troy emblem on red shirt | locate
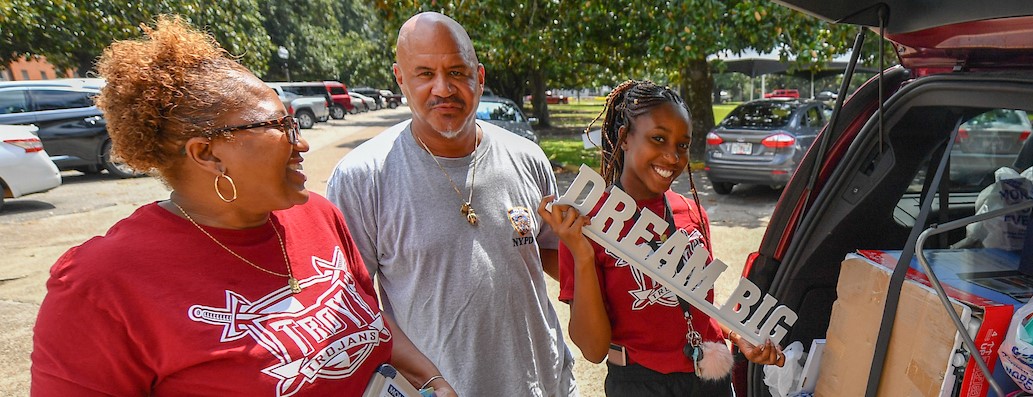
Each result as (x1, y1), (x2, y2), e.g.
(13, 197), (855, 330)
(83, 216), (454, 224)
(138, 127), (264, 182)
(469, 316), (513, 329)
(188, 246), (391, 397)
(607, 228), (707, 311)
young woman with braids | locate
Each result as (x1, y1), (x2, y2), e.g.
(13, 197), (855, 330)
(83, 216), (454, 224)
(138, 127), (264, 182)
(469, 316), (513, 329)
(538, 80), (785, 396)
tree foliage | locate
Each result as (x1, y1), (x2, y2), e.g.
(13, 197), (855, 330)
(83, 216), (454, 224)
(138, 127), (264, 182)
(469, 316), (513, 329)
(4, 0), (878, 144)
(0, 0), (397, 88)
(371, 1), (860, 139)
(2, 0), (272, 76)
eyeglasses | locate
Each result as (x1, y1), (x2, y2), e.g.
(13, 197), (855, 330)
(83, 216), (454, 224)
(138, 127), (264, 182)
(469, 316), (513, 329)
(210, 115), (301, 145)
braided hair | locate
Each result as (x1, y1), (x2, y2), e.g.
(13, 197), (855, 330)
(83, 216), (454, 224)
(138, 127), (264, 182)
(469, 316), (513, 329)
(587, 80), (692, 185)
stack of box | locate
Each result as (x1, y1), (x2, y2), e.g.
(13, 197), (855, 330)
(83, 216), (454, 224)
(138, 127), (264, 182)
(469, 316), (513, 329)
(816, 249), (1019, 396)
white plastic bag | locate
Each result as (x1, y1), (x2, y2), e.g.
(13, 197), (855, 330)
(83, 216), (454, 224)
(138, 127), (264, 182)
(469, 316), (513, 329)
(764, 341), (805, 397)
(953, 166), (1033, 250)
(999, 297), (1033, 392)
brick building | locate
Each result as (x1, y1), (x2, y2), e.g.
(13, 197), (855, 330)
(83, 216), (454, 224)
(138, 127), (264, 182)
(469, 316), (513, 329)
(1, 56), (75, 81)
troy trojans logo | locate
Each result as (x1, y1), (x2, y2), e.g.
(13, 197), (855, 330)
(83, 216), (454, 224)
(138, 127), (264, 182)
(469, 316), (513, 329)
(508, 206), (533, 236)
(609, 228), (707, 310)
(188, 246), (391, 397)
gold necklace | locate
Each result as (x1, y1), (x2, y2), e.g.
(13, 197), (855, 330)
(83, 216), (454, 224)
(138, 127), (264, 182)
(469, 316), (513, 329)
(170, 201), (301, 294)
(413, 127), (481, 225)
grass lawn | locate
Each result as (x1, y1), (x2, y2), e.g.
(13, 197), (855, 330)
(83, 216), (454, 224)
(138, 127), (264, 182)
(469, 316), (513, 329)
(537, 100), (738, 171)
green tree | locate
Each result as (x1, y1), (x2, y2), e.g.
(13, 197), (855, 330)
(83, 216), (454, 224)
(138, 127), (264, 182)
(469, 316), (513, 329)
(259, 0), (394, 88)
(613, 1), (859, 158)
(372, 1), (634, 127)
(2, 0), (271, 77)
(370, 1), (878, 148)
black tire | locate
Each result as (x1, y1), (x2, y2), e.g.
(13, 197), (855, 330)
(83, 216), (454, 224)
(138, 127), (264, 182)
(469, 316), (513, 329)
(296, 110), (315, 129)
(330, 105), (346, 120)
(712, 182), (735, 195)
(102, 140), (144, 178)
(388, 101), (398, 109)
(0, 193), (5, 212)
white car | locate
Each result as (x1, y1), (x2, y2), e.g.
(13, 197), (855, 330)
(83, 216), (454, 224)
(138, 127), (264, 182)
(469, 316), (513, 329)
(349, 92), (376, 113)
(0, 124), (61, 211)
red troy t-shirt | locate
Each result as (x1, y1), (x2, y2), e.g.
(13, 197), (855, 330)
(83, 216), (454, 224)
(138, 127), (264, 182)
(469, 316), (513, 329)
(559, 189), (724, 374)
(32, 194), (393, 396)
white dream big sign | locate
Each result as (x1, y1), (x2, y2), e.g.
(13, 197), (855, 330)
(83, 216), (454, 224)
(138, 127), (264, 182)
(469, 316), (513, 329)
(550, 165), (797, 346)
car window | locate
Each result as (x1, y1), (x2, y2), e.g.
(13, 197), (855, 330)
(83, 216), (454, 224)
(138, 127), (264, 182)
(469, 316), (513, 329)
(329, 87), (346, 95)
(721, 102), (797, 128)
(804, 107), (824, 128)
(476, 101), (524, 123)
(904, 108), (1031, 195)
(0, 90), (29, 114)
(30, 89), (93, 111)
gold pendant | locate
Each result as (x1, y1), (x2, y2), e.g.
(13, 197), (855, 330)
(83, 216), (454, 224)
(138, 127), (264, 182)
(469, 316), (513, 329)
(461, 202), (471, 215)
(288, 277), (301, 294)
(466, 209), (479, 225)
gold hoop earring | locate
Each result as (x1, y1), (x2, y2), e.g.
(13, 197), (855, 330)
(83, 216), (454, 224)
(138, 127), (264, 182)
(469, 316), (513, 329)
(214, 173), (238, 203)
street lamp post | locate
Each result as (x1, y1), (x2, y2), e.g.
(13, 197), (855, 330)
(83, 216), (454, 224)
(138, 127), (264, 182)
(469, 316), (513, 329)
(277, 46), (290, 82)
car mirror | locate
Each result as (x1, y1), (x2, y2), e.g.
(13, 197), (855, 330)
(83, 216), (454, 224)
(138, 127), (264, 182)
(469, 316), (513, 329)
(529, 117), (539, 125)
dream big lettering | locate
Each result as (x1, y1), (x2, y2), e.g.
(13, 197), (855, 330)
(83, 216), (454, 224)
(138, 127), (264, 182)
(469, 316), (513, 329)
(550, 165), (798, 346)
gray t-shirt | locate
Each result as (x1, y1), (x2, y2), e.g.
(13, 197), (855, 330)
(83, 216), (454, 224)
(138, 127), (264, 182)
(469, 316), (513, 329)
(327, 120), (576, 396)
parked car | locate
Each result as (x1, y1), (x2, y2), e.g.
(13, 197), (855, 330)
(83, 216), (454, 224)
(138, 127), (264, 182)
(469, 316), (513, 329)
(815, 90), (838, 101)
(704, 99), (831, 194)
(350, 87), (384, 109)
(379, 89), (403, 109)
(271, 81), (339, 121)
(323, 81), (355, 119)
(266, 84), (329, 129)
(349, 92), (376, 113)
(524, 91), (570, 105)
(736, 1), (1033, 396)
(763, 88), (801, 98)
(0, 78), (106, 90)
(0, 84), (142, 178)
(475, 97), (538, 143)
(952, 108), (1032, 184)
(0, 124), (61, 211)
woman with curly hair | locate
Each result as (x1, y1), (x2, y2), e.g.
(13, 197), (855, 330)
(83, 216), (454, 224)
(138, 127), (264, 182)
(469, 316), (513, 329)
(30, 16), (455, 397)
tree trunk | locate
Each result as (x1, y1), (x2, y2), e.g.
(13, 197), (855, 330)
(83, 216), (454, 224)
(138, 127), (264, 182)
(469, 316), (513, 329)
(529, 68), (550, 128)
(679, 58), (716, 161)
(485, 68), (524, 107)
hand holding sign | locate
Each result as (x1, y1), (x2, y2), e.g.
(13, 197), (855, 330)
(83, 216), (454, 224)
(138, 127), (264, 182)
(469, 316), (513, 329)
(551, 165), (798, 347)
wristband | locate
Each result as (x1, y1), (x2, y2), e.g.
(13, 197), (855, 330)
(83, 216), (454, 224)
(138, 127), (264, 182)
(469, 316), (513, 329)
(420, 375), (444, 390)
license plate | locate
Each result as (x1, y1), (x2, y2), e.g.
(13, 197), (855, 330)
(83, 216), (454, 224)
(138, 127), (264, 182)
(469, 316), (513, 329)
(730, 142), (752, 155)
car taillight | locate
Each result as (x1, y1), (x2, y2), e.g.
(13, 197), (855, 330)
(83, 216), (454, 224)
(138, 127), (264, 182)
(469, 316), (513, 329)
(287, 105), (294, 115)
(1020, 131), (1031, 141)
(706, 132), (723, 145)
(4, 138), (44, 153)
(956, 128), (969, 142)
(761, 133), (795, 148)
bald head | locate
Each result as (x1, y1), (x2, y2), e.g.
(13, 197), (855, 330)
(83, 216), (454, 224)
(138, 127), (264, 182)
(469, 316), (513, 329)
(396, 12), (478, 65)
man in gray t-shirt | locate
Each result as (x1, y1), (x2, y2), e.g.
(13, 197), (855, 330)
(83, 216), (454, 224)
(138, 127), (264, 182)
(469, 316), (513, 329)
(326, 11), (577, 397)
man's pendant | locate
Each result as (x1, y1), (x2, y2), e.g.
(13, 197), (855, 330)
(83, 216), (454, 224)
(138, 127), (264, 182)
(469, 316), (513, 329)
(288, 277), (302, 294)
(461, 202), (479, 225)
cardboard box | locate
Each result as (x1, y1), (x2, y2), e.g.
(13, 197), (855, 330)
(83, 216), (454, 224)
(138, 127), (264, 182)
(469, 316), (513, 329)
(816, 251), (1016, 397)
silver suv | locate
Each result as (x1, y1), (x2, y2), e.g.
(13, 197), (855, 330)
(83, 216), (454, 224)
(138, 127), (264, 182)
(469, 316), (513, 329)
(266, 83), (329, 129)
